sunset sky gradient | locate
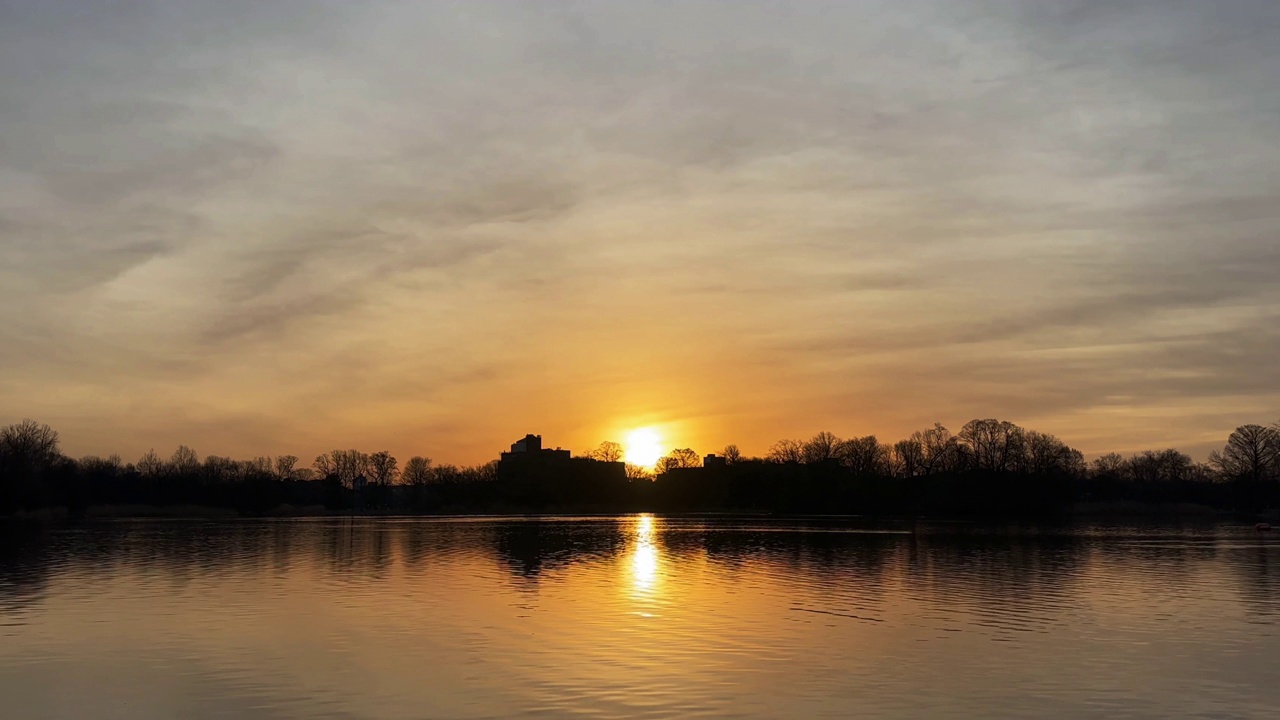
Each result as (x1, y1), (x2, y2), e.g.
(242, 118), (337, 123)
(2, 1), (1278, 464)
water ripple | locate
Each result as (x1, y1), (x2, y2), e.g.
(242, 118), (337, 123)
(0, 517), (1277, 718)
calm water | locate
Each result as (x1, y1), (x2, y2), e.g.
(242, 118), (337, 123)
(2, 516), (1278, 719)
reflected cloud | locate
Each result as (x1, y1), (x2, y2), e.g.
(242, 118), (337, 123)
(5, 518), (1280, 717)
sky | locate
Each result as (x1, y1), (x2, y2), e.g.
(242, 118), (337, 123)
(1, 0), (1278, 465)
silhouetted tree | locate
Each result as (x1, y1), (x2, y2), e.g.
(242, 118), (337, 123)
(362, 451), (398, 508)
(656, 448), (701, 473)
(587, 441), (624, 462)
(914, 423), (959, 475)
(314, 449), (369, 489)
(79, 454), (123, 477)
(202, 455), (241, 485)
(403, 456), (433, 485)
(1090, 452), (1126, 479)
(401, 456), (433, 509)
(1209, 425), (1279, 484)
(891, 438), (924, 478)
(465, 460), (500, 483)
(76, 454), (122, 507)
(959, 419), (1025, 472)
(274, 455), (299, 480)
(802, 432), (843, 464)
(625, 464), (653, 480)
(721, 444), (743, 465)
(0, 420), (62, 511)
(170, 446), (200, 476)
(431, 464), (462, 484)
(1127, 449), (1197, 484)
(838, 435), (888, 476)
(246, 456), (273, 477)
(0, 420), (60, 466)
(0, 418), (1264, 517)
(367, 451), (399, 486)
(1022, 431), (1085, 476)
(137, 449), (164, 479)
(767, 439), (804, 464)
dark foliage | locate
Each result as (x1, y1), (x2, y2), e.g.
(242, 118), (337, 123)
(2, 418), (1277, 517)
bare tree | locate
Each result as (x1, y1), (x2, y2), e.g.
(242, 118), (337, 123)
(0, 419), (61, 466)
(626, 463), (654, 480)
(838, 435), (888, 476)
(589, 441), (624, 462)
(313, 449), (370, 489)
(403, 456), (433, 486)
(914, 423), (958, 475)
(79, 454), (123, 476)
(1127, 449), (1195, 484)
(958, 419), (1026, 472)
(1089, 453), (1126, 478)
(721, 444), (743, 465)
(802, 432), (843, 464)
(169, 445), (200, 477)
(656, 448), (701, 473)
(766, 439), (804, 464)
(1022, 431), (1085, 476)
(463, 460), (500, 483)
(245, 458), (272, 480)
(891, 439), (924, 478)
(313, 453), (336, 479)
(0, 420), (63, 510)
(274, 455), (299, 480)
(202, 455), (241, 484)
(137, 449), (165, 478)
(1188, 461), (1216, 484)
(431, 464), (462, 484)
(367, 451), (399, 486)
(1209, 425), (1280, 483)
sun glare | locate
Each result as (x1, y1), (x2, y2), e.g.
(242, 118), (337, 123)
(631, 514), (659, 593)
(624, 428), (664, 468)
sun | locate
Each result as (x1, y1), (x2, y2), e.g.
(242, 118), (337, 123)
(624, 428), (665, 468)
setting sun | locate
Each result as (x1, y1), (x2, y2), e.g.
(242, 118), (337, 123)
(624, 428), (665, 468)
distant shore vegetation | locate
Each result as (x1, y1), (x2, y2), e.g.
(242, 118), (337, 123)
(2, 418), (1278, 518)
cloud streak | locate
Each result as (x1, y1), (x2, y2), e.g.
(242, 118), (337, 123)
(1, 0), (1278, 463)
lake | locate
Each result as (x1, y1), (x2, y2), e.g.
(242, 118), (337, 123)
(2, 516), (1278, 719)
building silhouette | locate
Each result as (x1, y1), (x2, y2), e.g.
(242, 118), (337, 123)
(500, 434), (571, 463)
(497, 434), (626, 508)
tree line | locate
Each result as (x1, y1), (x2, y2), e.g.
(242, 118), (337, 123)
(2, 417), (1278, 517)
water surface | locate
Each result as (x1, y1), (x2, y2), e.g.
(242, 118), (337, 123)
(2, 516), (1278, 718)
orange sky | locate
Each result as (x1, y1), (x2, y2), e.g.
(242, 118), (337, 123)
(1, 2), (1278, 466)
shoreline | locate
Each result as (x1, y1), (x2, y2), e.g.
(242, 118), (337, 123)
(3, 501), (1265, 523)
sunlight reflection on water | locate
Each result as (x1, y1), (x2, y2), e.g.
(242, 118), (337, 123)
(630, 513), (659, 595)
(1, 517), (1278, 719)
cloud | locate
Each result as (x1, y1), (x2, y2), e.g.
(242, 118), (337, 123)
(1, 0), (1278, 461)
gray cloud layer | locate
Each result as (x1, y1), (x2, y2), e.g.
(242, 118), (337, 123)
(1, 0), (1278, 461)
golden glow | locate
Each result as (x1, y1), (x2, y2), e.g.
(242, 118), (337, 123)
(624, 428), (665, 468)
(630, 513), (660, 594)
